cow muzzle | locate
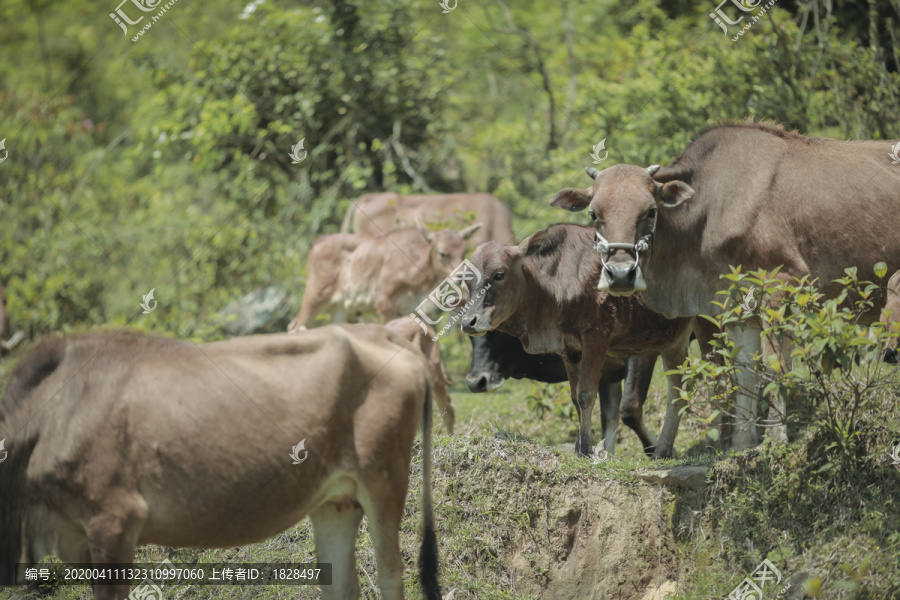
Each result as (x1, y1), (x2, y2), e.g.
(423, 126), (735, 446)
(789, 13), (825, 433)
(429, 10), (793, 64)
(465, 372), (505, 393)
(599, 260), (647, 295)
(461, 315), (491, 336)
(593, 228), (651, 296)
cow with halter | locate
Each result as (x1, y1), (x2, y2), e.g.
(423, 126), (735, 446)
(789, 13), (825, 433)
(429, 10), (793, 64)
(459, 223), (693, 459)
(0, 327), (441, 600)
(466, 331), (661, 456)
(551, 121), (900, 449)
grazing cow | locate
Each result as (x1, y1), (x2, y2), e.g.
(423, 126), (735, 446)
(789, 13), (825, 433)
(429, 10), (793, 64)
(386, 316), (455, 433)
(459, 224), (693, 459)
(0, 328), (440, 600)
(550, 121), (900, 449)
(341, 192), (515, 246)
(287, 223), (481, 332)
(466, 331), (661, 456)
(882, 271), (900, 363)
(0, 280), (8, 359)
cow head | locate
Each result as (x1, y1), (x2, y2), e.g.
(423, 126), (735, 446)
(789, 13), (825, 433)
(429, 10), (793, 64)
(418, 221), (483, 278)
(549, 164), (695, 296)
(460, 229), (547, 336)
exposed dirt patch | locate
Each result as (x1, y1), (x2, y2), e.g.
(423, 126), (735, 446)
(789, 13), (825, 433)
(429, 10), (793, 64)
(413, 434), (687, 599)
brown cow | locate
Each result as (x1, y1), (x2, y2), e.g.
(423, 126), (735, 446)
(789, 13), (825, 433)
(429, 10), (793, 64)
(0, 328), (440, 600)
(341, 192), (515, 246)
(385, 316), (455, 433)
(551, 121), (900, 449)
(287, 223), (481, 331)
(459, 223), (693, 459)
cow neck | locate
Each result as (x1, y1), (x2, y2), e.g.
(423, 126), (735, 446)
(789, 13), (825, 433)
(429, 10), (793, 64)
(509, 229), (604, 350)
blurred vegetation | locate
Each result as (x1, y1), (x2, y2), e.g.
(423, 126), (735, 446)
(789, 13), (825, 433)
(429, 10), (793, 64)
(2, 0), (900, 338)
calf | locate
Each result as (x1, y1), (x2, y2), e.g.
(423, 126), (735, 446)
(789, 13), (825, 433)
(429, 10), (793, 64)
(466, 331), (660, 456)
(386, 316), (455, 433)
(287, 223), (481, 331)
(460, 224), (693, 459)
(0, 327), (440, 600)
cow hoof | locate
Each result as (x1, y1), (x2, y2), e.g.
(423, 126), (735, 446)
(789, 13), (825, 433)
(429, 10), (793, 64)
(652, 446), (675, 460)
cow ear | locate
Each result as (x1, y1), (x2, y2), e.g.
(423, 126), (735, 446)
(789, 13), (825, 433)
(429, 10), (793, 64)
(460, 222), (483, 240)
(519, 228), (548, 258)
(416, 219), (432, 242)
(656, 181), (695, 207)
(549, 188), (592, 212)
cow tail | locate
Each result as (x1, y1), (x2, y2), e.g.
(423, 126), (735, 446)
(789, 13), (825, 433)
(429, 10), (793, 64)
(418, 380), (441, 600)
(0, 427), (37, 585)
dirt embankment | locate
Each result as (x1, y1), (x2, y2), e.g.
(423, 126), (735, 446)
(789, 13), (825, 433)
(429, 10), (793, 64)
(409, 434), (702, 600)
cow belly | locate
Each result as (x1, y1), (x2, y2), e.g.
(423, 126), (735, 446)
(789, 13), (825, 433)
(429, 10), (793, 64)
(138, 473), (359, 547)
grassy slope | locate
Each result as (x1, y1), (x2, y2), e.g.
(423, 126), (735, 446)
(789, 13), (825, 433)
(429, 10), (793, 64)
(2, 331), (899, 599)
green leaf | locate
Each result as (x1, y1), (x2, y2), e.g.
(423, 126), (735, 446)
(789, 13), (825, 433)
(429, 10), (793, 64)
(874, 261), (888, 278)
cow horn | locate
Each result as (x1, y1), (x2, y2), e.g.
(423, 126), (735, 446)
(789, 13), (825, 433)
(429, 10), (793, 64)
(585, 167), (600, 179)
(647, 164), (660, 177)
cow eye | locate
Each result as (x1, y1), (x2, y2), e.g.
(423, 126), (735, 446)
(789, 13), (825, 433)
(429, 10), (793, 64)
(588, 210), (597, 221)
(493, 272), (505, 281)
(439, 251), (448, 258)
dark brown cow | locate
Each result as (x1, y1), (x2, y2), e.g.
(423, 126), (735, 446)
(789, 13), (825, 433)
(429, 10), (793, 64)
(551, 121), (900, 449)
(342, 192), (515, 246)
(0, 328), (440, 600)
(385, 316), (455, 433)
(459, 224), (693, 459)
(466, 331), (661, 456)
(287, 223), (480, 331)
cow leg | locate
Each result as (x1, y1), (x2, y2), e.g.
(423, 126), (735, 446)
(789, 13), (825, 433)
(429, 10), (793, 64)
(728, 322), (762, 450)
(567, 344), (606, 458)
(311, 503), (364, 600)
(653, 349), (687, 460)
(621, 354), (658, 457)
(85, 497), (147, 600)
(762, 332), (791, 444)
(359, 496), (405, 600)
(597, 382), (621, 455)
(653, 332), (692, 461)
(433, 382), (455, 434)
